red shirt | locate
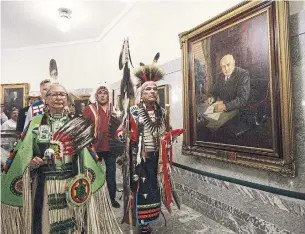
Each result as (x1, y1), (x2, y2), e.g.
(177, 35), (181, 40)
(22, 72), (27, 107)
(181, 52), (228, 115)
(83, 104), (109, 152)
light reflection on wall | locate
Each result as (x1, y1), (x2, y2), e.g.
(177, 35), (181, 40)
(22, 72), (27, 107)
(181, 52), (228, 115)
(171, 87), (181, 104)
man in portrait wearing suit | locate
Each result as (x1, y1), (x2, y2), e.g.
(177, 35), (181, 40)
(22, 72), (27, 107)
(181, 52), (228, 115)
(208, 54), (250, 113)
(5, 89), (23, 115)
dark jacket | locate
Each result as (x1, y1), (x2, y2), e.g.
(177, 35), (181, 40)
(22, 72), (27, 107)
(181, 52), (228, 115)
(16, 106), (30, 132)
(212, 66), (250, 111)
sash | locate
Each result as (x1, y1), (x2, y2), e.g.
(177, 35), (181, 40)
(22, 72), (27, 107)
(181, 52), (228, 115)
(88, 104), (99, 137)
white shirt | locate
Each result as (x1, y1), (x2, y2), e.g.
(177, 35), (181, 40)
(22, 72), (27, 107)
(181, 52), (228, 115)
(1, 119), (17, 130)
(1, 112), (8, 124)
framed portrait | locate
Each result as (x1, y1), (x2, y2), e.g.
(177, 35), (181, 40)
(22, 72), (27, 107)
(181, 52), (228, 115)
(179, 1), (294, 176)
(1, 83), (29, 116)
(158, 85), (169, 109)
(74, 96), (90, 116)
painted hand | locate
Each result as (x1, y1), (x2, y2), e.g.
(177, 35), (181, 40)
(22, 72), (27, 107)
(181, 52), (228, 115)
(214, 104), (227, 112)
(207, 97), (215, 105)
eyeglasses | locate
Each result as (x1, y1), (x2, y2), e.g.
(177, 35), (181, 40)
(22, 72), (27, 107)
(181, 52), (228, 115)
(144, 86), (158, 91)
(47, 93), (67, 98)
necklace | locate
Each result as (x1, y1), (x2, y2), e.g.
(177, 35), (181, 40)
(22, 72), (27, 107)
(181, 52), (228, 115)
(49, 113), (69, 132)
(138, 106), (165, 137)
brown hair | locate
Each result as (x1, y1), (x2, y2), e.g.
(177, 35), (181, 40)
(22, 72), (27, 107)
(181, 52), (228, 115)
(40, 79), (51, 86)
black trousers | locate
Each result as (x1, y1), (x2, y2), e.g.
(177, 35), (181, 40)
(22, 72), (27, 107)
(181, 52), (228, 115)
(97, 151), (117, 200)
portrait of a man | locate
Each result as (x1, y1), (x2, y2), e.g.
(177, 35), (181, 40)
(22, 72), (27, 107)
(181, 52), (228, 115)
(180, 1), (293, 174)
(4, 88), (24, 115)
(207, 54), (250, 112)
(194, 11), (272, 150)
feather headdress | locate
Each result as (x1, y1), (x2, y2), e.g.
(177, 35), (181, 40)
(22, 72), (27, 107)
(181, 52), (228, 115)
(133, 53), (165, 105)
(133, 52), (165, 87)
(49, 59), (58, 84)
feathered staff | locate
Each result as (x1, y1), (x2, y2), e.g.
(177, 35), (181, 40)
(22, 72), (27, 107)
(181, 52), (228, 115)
(119, 38), (134, 122)
(118, 38), (135, 234)
(49, 59), (58, 84)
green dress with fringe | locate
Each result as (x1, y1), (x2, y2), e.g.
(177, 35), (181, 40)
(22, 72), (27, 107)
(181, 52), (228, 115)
(1, 114), (122, 234)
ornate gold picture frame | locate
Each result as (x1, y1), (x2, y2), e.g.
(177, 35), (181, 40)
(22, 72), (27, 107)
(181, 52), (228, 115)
(179, 1), (294, 176)
(158, 84), (169, 109)
(1, 83), (29, 115)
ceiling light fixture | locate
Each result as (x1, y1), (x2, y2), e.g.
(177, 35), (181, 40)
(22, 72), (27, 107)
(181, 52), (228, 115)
(57, 8), (72, 33)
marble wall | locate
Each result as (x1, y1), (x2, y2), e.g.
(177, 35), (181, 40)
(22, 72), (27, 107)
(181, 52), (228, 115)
(173, 167), (305, 234)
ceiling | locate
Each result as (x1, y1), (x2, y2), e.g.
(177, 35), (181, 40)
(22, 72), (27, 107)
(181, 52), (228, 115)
(1, 1), (130, 49)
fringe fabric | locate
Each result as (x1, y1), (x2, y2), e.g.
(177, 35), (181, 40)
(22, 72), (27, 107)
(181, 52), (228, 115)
(46, 179), (77, 233)
(1, 204), (24, 234)
(2, 169), (121, 234)
(160, 139), (173, 213)
(86, 181), (123, 234)
(48, 208), (74, 225)
(71, 206), (86, 232)
(46, 179), (68, 194)
(23, 167), (33, 234)
(158, 129), (184, 213)
(1, 167), (32, 234)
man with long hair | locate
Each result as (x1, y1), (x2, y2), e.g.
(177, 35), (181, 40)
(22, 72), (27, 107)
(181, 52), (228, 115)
(83, 85), (124, 208)
(116, 53), (183, 234)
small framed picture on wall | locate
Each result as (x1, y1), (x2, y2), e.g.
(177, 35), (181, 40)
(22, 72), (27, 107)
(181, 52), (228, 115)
(158, 84), (169, 109)
(1, 83), (29, 116)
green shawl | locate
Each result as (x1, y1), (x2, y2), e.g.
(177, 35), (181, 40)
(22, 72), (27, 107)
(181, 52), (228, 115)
(1, 115), (122, 234)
